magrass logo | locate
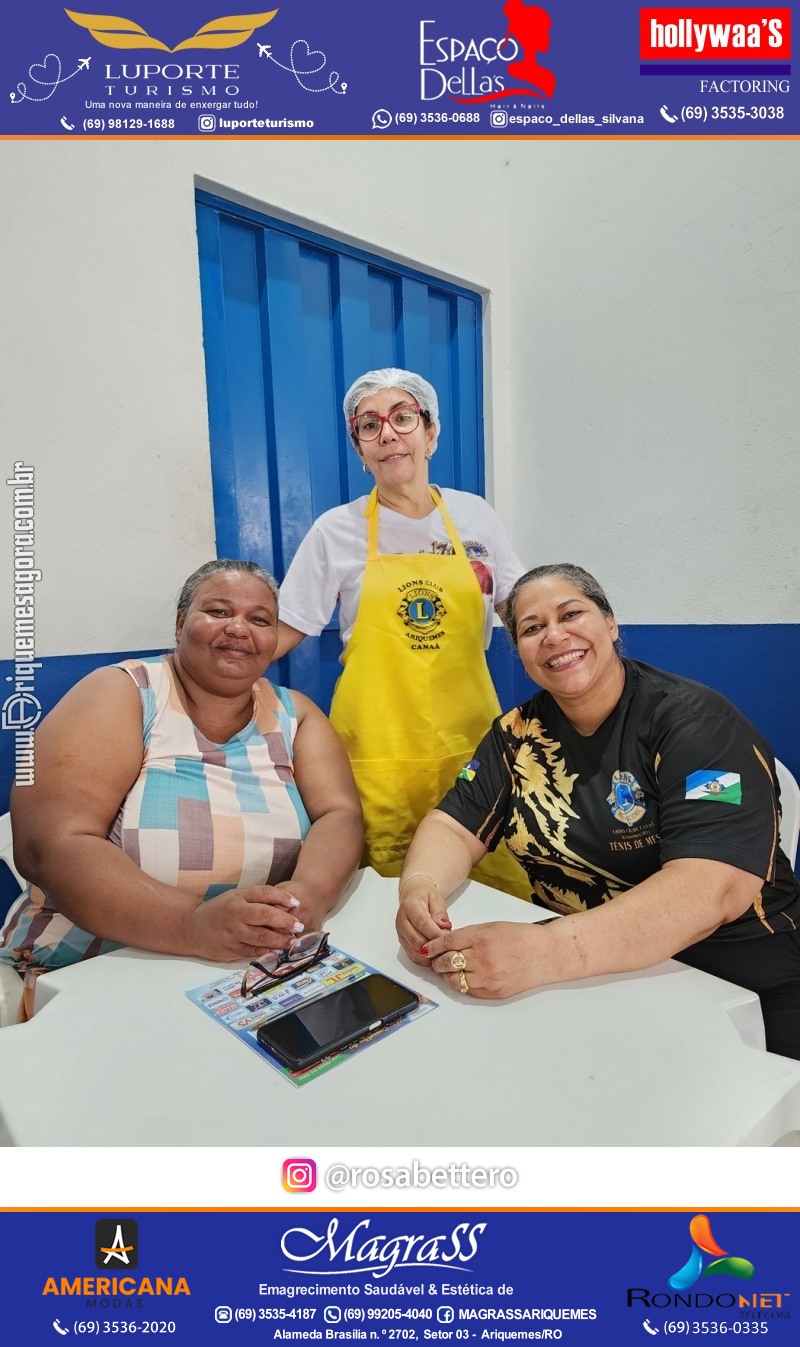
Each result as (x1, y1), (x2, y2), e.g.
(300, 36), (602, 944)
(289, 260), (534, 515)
(669, 1214), (754, 1290)
(280, 1216), (487, 1280)
(96, 1219), (138, 1269)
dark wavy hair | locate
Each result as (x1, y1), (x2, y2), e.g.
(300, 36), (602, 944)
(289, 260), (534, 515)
(503, 563), (623, 655)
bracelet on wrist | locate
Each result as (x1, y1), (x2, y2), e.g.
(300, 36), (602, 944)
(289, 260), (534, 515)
(398, 870), (440, 896)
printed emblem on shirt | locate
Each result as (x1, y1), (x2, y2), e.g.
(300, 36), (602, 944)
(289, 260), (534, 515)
(607, 770), (646, 827)
(430, 539), (494, 594)
(685, 770), (742, 805)
(396, 582), (446, 648)
(459, 759), (480, 781)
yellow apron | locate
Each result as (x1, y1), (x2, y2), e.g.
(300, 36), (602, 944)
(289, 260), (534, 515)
(329, 486), (529, 898)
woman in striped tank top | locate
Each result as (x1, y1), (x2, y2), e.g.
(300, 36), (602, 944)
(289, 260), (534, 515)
(0, 560), (363, 995)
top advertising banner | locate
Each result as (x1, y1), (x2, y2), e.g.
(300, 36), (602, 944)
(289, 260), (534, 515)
(0, 0), (797, 139)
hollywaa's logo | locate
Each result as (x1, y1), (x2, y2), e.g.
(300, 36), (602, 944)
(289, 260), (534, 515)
(281, 1217), (487, 1280)
(421, 0), (556, 104)
(65, 8), (278, 51)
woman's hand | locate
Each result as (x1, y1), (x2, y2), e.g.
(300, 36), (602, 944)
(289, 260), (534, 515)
(184, 885), (307, 962)
(272, 877), (329, 937)
(396, 880), (452, 967)
(422, 921), (542, 999)
(396, 811), (487, 964)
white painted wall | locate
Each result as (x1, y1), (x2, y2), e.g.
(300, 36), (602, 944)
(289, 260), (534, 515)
(1, 138), (797, 657)
(501, 141), (799, 623)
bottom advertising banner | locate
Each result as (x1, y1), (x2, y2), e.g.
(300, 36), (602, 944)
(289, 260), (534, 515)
(0, 1209), (795, 1343)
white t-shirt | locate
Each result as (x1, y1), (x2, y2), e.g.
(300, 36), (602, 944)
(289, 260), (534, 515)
(278, 488), (525, 649)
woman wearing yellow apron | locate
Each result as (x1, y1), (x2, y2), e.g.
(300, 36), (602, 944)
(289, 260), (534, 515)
(276, 368), (528, 898)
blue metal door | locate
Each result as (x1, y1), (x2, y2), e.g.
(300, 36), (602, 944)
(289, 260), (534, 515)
(196, 190), (486, 709)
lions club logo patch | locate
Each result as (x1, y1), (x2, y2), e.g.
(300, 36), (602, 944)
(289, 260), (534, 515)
(397, 585), (446, 635)
(607, 770), (646, 827)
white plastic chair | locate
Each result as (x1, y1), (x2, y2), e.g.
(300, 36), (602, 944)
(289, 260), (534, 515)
(776, 760), (800, 868)
(0, 812), (26, 1027)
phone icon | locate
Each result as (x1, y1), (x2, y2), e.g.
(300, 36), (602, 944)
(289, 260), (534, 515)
(53, 1321), (70, 1336)
(659, 105), (678, 124)
(60, 116), (76, 131)
(643, 1320), (659, 1337)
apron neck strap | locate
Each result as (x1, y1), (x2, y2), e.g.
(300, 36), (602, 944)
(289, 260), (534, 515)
(366, 486), (468, 560)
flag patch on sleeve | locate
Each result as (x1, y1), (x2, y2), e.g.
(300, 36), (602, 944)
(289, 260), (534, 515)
(458, 759), (480, 781)
(685, 770), (742, 805)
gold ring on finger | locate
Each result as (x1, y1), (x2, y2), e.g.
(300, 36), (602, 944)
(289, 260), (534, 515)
(459, 970), (470, 994)
(450, 950), (467, 972)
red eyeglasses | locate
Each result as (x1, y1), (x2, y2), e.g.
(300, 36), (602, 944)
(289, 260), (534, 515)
(240, 931), (330, 999)
(349, 402), (422, 441)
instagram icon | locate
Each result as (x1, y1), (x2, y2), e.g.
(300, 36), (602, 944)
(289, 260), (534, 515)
(283, 1158), (317, 1192)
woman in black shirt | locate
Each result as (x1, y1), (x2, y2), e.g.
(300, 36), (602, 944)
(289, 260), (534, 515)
(397, 564), (800, 1057)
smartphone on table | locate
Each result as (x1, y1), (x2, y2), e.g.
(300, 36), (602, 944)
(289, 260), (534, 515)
(256, 973), (419, 1071)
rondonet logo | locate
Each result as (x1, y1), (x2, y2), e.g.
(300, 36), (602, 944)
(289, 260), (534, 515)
(281, 1217), (487, 1279)
(625, 1214), (788, 1314)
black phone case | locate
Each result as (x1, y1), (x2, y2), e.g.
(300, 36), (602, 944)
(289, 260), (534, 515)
(256, 975), (418, 1071)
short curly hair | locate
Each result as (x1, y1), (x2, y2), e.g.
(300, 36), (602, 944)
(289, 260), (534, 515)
(176, 559), (279, 623)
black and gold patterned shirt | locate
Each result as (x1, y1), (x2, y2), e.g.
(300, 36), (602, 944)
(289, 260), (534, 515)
(438, 661), (800, 943)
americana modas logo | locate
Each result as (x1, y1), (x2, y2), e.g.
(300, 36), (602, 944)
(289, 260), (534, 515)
(95, 1219), (138, 1269)
(65, 8), (278, 52)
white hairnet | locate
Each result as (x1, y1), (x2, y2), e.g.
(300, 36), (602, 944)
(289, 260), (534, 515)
(343, 368), (440, 450)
